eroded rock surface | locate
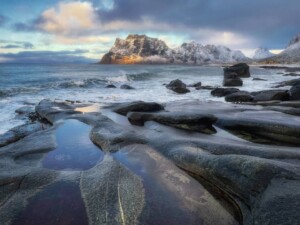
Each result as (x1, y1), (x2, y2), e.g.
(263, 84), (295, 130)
(1, 99), (299, 225)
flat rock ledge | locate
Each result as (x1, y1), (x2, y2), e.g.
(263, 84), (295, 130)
(0, 99), (299, 225)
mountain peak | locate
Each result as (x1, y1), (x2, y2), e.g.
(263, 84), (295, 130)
(253, 47), (274, 60)
(288, 34), (300, 47)
(100, 34), (248, 64)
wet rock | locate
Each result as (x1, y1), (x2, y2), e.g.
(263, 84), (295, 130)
(166, 79), (190, 94)
(283, 73), (300, 77)
(120, 84), (135, 90)
(105, 84), (117, 88)
(90, 115), (147, 152)
(274, 78), (300, 88)
(113, 101), (164, 115)
(15, 106), (34, 115)
(81, 155), (145, 225)
(224, 63), (250, 78)
(196, 85), (217, 90)
(127, 111), (217, 134)
(223, 73), (243, 87)
(188, 82), (202, 88)
(251, 90), (290, 102)
(36, 99), (81, 124)
(253, 78), (267, 81)
(0, 122), (48, 147)
(289, 84), (300, 100)
(211, 88), (239, 97)
(225, 91), (253, 102)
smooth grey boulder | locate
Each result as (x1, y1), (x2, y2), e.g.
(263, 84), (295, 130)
(166, 79), (190, 94)
(127, 111), (217, 134)
(251, 90), (290, 102)
(224, 63), (250, 78)
(289, 84), (300, 100)
(225, 91), (253, 102)
(211, 88), (240, 97)
(0, 122), (47, 147)
(113, 101), (164, 115)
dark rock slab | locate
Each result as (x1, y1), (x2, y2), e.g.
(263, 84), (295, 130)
(253, 78), (267, 81)
(127, 111), (217, 134)
(251, 90), (290, 102)
(211, 88), (240, 97)
(166, 79), (190, 94)
(274, 78), (300, 88)
(225, 91), (253, 102)
(120, 84), (135, 90)
(113, 101), (164, 116)
(105, 84), (117, 88)
(188, 81), (202, 88)
(289, 84), (300, 100)
(224, 63), (250, 78)
(196, 85), (217, 90)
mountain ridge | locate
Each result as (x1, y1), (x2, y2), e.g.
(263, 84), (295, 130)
(100, 34), (249, 64)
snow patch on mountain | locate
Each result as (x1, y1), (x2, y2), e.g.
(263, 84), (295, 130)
(253, 48), (275, 60)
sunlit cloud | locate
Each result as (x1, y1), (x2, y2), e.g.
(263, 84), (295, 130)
(36, 1), (99, 36)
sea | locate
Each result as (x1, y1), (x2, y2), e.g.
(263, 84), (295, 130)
(0, 63), (293, 134)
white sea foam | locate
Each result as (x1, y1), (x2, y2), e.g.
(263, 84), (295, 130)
(0, 64), (293, 134)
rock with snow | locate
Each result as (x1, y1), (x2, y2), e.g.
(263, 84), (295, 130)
(261, 33), (300, 64)
(100, 34), (249, 65)
(253, 48), (274, 60)
(169, 42), (248, 64)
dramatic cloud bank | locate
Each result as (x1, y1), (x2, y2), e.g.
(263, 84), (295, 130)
(1, 0), (299, 62)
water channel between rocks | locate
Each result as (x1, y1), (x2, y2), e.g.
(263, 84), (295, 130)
(42, 119), (104, 171)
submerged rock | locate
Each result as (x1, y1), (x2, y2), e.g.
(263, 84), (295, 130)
(211, 88), (239, 97)
(225, 91), (253, 102)
(166, 79), (190, 94)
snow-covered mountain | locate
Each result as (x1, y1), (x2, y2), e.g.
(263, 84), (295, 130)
(100, 34), (249, 64)
(261, 33), (300, 64)
(252, 48), (274, 60)
(169, 42), (248, 64)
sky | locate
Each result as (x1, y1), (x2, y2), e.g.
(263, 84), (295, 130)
(0, 0), (299, 63)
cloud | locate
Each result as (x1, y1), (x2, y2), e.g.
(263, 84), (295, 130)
(0, 41), (34, 49)
(0, 49), (94, 63)
(0, 14), (8, 26)
(10, 0), (300, 49)
(36, 1), (99, 36)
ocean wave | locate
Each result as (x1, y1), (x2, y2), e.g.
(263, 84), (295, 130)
(57, 78), (106, 88)
(126, 72), (159, 81)
(0, 78), (108, 98)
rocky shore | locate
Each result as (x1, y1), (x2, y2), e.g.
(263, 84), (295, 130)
(0, 94), (299, 225)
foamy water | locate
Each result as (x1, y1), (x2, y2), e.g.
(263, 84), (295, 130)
(0, 63), (293, 134)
